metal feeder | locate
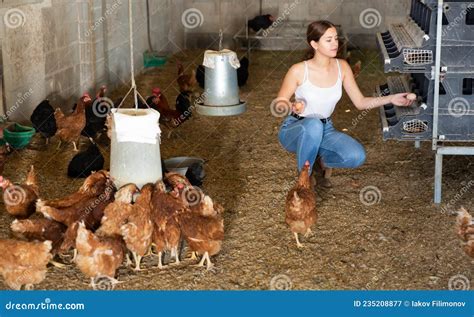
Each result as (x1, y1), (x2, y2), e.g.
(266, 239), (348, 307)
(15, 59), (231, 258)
(196, 49), (246, 116)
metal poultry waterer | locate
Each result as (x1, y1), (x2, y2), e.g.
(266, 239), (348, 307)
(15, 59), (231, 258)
(196, 49), (246, 116)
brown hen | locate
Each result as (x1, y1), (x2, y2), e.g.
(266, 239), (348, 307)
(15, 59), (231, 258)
(151, 181), (187, 268)
(42, 170), (110, 208)
(177, 195), (224, 270)
(96, 183), (138, 237)
(55, 93), (90, 151)
(11, 218), (66, 254)
(75, 221), (125, 288)
(177, 62), (197, 93)
(0, 165), (39, 218)
(120, 183), (154, 271)
(36, 176), (115, 228)
(0, 239), (52, 290)
(456, 207), (474, 259)
(285, 160), (317, 248)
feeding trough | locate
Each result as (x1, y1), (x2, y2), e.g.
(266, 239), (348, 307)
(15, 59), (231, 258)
(109, 108), (162, 188)
(196, 49), (246, 116)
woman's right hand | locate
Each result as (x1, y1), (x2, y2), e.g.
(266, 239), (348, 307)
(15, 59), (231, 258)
(292, 100), (305, 114)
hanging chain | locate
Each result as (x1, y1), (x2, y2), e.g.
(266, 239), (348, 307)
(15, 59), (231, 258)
(219, 29), (223, 51)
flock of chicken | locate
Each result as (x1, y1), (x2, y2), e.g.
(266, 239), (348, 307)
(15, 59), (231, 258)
(0, 168), (224, 290)
(0, 59), (242, 290)
(2, 53), (471, 290)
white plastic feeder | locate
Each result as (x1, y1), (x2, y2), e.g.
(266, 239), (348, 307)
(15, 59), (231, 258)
(109, 108), (162, 188)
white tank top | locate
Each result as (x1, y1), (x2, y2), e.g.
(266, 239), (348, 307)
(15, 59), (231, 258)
(295, 59), (342, 119)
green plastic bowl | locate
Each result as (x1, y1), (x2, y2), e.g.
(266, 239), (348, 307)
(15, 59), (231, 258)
(143, 51), (167, 68)
(3, 123), (36, 149)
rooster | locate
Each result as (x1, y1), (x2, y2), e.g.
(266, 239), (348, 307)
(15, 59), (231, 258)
(55, 93), (90, 151)
(456, 207), (474, 259)
(0, 239), (52, 290)
(0, 165), (39, 219)
(75, 221), (125, 289)
(285, 160), (317, 248)
(120, 183), (154, 271)
(140, 87), (183, 128)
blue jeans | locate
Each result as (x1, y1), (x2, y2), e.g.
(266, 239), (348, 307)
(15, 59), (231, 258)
(278, 116), (366, 173)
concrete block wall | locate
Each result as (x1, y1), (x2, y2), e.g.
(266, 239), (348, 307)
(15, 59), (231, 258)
(183, 0), (410, 49)
(0, 0), (180, 123)
(0, 0), (410, 123)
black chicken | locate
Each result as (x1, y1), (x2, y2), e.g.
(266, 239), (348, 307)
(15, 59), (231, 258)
(185, 161), (205, 187)
(161, 159), (205, 187)
(196, 65), (205, 89)
(30, 100), (57, 144)
(195, 56), (249, 89)
(67, 141), (104, 178)
(237, 57), (249, 87)
(175, 91), (192, 122)
(247, 14), (274, 32)
(81, 86), (109, 139)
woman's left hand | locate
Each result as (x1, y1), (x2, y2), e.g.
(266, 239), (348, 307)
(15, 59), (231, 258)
(390, 92), (415, 107)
